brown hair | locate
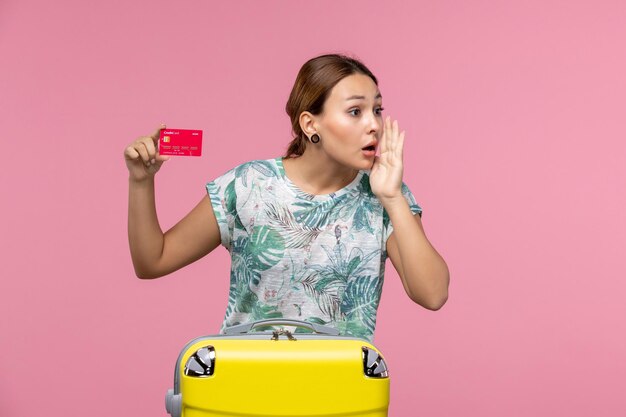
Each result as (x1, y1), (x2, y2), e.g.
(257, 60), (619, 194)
(284, 53), (378, 158)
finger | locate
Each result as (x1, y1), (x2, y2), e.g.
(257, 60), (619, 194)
(124, 145), (140, 160)
(134, 141), (151, 164)
(390, 120), (399, 152)
(151, 123), (166, 141)
(142, 136), (157, 161)
(385, 117), (395, 153)
(396, 131), (405, 158)
(380, 117), (390, 153)
(155, 153), (171, 162)
(379, 129), (387, 154)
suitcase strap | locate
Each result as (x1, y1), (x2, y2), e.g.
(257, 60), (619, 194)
(270, 328), (297, 341)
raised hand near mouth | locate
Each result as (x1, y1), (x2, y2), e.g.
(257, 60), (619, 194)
(370, 116), (405, 203)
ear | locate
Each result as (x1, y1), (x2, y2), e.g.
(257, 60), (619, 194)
(299, 111), (318, 137)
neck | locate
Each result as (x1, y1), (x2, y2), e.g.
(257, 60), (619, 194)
(284, 146), (359, 195)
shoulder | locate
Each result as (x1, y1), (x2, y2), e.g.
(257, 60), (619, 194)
(212, 158), (280, 187)
(231, 158), (281, 183)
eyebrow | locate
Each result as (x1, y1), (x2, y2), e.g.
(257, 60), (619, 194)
(345, 93), (382, 101)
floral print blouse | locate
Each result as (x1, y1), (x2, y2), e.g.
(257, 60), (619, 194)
(206, 157), (422, 342)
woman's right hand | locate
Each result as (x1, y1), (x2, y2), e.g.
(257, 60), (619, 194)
(124, 123), (171, 181)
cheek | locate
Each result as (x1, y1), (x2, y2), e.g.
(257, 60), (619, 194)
(324, 115), (358, 144)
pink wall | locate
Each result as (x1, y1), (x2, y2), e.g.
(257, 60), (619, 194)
(1, 0), (625, 416)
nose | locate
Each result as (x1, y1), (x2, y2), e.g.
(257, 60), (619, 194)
(366, 113), (382, 136)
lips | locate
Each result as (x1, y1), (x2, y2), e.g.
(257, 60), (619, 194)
(361, 140), (378, 151)
(362, 140), (377, 158)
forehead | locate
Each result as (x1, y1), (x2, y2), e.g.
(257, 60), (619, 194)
(328, 73), (382, 103)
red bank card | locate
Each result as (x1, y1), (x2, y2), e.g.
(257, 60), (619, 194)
(159, 129), (203, 156)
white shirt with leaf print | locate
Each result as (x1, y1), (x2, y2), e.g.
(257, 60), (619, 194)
(206, 157), (422, 342)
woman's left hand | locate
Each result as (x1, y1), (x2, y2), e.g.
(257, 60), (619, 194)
(370, 116), (405, 202)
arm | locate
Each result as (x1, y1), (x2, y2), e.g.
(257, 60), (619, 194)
(369, 116), (449, 309)
(384, 199), (449, 309)
(127, 178), (222, 279)
(125, 125), (221, 279)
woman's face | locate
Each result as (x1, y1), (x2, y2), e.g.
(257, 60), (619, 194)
(315, 73), (384, 170)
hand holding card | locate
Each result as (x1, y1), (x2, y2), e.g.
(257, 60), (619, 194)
(124, 123), (172, 182)
(159, 129), (203, 156)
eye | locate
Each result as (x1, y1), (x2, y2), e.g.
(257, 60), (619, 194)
(349, 107), (384, 117)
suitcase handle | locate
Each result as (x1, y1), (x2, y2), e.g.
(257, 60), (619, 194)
(223, 319), (341, 336)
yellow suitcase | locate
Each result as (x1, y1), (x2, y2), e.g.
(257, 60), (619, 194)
(165, 319), (390, 416)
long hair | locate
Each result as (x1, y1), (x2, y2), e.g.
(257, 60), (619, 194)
(284, 53), (378, 158)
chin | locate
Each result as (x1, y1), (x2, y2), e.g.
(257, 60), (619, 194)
(333, 154), (373, 171)
(361, 158), (375, 170)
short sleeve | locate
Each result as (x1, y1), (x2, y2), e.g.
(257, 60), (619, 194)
(382, 182), (423, 243)
(206, 167), (237, 251)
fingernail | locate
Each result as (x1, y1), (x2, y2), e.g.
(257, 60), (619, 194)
(151, 158), (155, 164)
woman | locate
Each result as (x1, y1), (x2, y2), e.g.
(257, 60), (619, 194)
(124, 53), (449, 342)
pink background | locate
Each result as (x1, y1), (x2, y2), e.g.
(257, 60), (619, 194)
(1, 0), (625, 416)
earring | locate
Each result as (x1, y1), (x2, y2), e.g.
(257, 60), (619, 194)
(310, 133), (320, 143)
